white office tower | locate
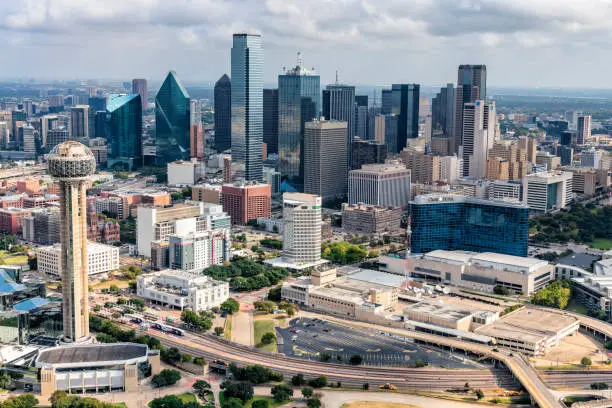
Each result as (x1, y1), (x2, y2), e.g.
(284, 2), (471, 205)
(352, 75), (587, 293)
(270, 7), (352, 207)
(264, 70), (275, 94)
(282, 193), (321, 265)
(439, 155), (462, 183)
(577, 116), (592, 145)
(348, 163), (411, 208)
(581, 148), (602, 169)
(524, 171), (573, 213)
(462, 100), (496, 178)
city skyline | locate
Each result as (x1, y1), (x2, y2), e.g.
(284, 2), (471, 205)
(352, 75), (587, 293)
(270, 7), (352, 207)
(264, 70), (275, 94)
(2, 1), (612, 88)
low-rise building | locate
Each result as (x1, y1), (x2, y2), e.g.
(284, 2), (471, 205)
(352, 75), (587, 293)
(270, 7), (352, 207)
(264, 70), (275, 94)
(342, 203), (402, 234)
(560, 166), (598, 197)
(403, 301), (498, 331)
(136, 269), (229, 311)
(406, 250), (553, 295)
(572, 276), (612, 318)
(37, 242), (120, 278)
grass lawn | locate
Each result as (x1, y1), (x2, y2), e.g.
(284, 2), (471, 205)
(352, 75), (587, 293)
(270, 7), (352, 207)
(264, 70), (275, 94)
(253, 319), (276, 352)
(566, 299), (589, 315)
(245, 396), (289, 408)
(224, 316), (232, 340)
(176, 393), (197, 404)
(93, 279), (130, 289)
(564, 395), (601, 406)
(590, 238), (612, 250)
(341, 403), (420, 408)
(0, 250), (28, 265)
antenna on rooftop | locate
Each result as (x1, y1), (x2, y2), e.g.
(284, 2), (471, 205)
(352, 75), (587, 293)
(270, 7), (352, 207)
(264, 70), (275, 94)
(297, 51), (303, 68)
(335, 70), (339, 84)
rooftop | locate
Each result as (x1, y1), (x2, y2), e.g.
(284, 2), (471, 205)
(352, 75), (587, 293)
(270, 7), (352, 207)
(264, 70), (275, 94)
(352, 164), (408, 174)
(106, 94), (139, 112)
(557, 252), (599, 270)
(345, 269), (406, 288)
(36, 343), (148, 367)
(412, 193), (528, 208)
(404, 301), (474, 322)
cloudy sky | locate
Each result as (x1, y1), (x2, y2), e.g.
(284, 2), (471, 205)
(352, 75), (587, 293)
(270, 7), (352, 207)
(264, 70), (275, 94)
(1, 0), (610, 88)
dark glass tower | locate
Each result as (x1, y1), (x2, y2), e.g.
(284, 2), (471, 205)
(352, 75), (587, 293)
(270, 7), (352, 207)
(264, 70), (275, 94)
(381, 89), (392, 115)
(322, 84), (355, 166)
(390, 84), (419, 153)
(231, 34), (264, 182)
(263, 89), (278, 154)
(155, 71), (190, 166)
(454, 64), (487, 153)
(214, 74), (231, 152)
(105, 94), (142, 170)
(278, 53), (320, 191)
(431, 83), (455, 136)
(410, 195), (528, 257)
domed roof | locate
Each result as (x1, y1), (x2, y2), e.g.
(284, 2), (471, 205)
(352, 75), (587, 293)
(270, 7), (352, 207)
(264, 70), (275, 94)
(48, 141), (96, 179)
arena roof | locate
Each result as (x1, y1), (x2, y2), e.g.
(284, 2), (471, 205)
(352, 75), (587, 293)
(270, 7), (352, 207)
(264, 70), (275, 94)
(36, 343), (148, 368)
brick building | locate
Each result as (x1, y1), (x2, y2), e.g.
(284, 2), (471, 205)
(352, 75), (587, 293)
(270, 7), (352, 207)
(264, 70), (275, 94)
(221, 183), (271, 225)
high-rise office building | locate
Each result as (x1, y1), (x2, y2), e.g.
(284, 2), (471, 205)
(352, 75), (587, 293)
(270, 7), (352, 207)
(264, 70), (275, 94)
(88, 96), (106, 113)
(410, 194), (528, 257)
(231, 34), (264, 182)
(431, 83), (455, 136)
(381, 89), (392, 115)
(348, 163), (411, 208)
(221, 182), (271, 225)
(351, 139), (387, 170)
(281, 193), (322, 265)
(577, 116), (592, 145)
(303, 120), (348, 203)
(71, 105), (89, 139)
(581, 148), (603, 169)
(105, 94), (142, 170)
(131, 79), (148, 109)
(558, 145), (574, 166)
(462, 100), (496, 178)
(519, 135), (538, 163)
(355, 95), (368, 140)
(454, 65), (487, 153)
(390, 84), (419, 153)
(155, 71), (190, 165)
(47, 129), (69, 151)
(18, 124), (36, 153)
(190, 99), (203, 159)
(322, 84), (355, 165)
(263, 89), (279, 154)
(524, 171), (573, 213)
(40, 115), (59, 149)
(214, 74), (231, 152)
(278, 53), (320, 190)
(47, 141), (97, 343)
(401, 149), (440, 183)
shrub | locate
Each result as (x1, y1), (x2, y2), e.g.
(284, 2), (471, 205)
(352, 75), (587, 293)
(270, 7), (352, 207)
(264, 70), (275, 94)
(261, 332), (276, 345)
(291, 374), (306, 386)
(251, 400), (269, 408)
(475, 389), (484, 400)
(151, 369), (181, 388)
(271, 383), (293, 402)
(301, 387), (313, 398)
(349, 354), (363, 365)
(307, 376), (328, 388)
(582, 356), (593, 366)
(591, 382), (609, 390)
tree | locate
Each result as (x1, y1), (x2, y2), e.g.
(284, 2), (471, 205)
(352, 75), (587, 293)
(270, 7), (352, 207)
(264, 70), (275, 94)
(307, 398), (321, 408)
(3, 394), (38, 408)
(150, 395), (183, 408)
(221, 381), (254, 402)
(222, 398), (244, 408)
(193, 380), (211, 396)
(362, 383), (369, 390)
(160, 347), (182, 365)
(268, 286), (282, 302)
(254, 301), (276, 314)
(214, 326), (225, 336)
(251, 400), (269, 408)
(0, 372), (13, 390)
(271, 383), (294, 402)
(581, 356), (593, 367)
(308, 376), (328, 388)
(475, 389), (484, 400)
(221, 298), (240, 314)
(193, 357), (205, 366)
(367, 250), (379, 258)
(291, 374), (306, 386)
(50, 391), (69, 408)
(261, 332), (276, 345)
(591, 382), (609, 390)
(301, 387), (314, 398)
(151, 369), (181, 387)
(493, 285), (510, 295)
(181, 354), (193, 363)
(349, 354), (363, 365)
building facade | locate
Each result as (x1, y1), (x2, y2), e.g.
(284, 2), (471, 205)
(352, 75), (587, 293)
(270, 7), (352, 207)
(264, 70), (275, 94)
(168, 230), (231, 272)
(282, 193), (322, 265)
(214, 74), (231, 152)
(105, 94), (142, 170)
(155, 71), (190, 165)
(351, 140), (387, 170)
(221, 182), (271, 225)
(348, 164), (411, 208)
(322, 84), (355, 166)
(37, 242), (119, 278)
(342, 204), (402, 235)
(523, 171), (573, 213)
(263, 88), (279, 155)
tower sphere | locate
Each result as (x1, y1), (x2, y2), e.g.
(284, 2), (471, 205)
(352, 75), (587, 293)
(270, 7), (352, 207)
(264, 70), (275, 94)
(48, 141), (96, 179)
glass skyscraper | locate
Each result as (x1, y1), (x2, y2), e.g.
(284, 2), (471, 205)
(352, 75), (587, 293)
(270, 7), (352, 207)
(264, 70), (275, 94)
(105, 93), (142, 170)
(155, 71), (190, 166)
(454, 64), (487, 153)
(278, 53), (320, 191)
(410, 194), (528, 257)
(214, 74), (231, 152)
(263, 88), (278, 155)
(231, 34), (264, 182)
(322, 84), (355, 166)
(390, 84), (419, 153)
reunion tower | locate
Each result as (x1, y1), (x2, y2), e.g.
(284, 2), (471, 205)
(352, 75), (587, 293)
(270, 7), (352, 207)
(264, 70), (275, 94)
(48, 141), (96, 343)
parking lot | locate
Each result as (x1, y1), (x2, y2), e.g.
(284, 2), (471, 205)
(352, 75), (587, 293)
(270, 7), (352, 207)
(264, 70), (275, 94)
(276, 317), (478, 368)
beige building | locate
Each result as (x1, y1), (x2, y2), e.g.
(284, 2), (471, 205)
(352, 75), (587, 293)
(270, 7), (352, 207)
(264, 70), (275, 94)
(400, 148), (440, 183)
(487, 141), (528, 180)
(519, 136), (537, 163)
(342, 203), (402, 234)
(535, 152), (561, 170)
(486, 157), (510, 180)
(561, 166), (598, 197)
(192, 184), (222, 204)
(403, 301), (498, 331)
(407, 250), (553, 295)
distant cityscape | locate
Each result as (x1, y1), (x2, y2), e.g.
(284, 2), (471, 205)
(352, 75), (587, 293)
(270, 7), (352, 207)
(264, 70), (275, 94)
(1, 28), (612, 408)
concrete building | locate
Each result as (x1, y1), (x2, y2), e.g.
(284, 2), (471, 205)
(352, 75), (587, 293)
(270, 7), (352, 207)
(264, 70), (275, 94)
(221, 182), (271, 225)
(131, 79), (148, 109)
(581, 148), (603, 169)
(407, 250), (553, 295)
(137, 269), (229, 311)
(192, 184), (222, 205)
(523, 171), (573, 213)
(47, 141), (96, 343)
(518, 136), (537, 163)
(462, 101), (496, 178)
(22, 209), (61, 245)
(36, 343), (160, 396)
(577, 115), (591, 145)
(168, 160), (199, 186)
(342, 203), (402, 235)
(168, 229), (231, 272)
(351, 140), (387, 170)
(348, 163), (411, 209)
(488, 180), (522, 202)
(572, 276), (612, 319)
(561, 166), (598, 197)
(281, 193), (322, 265)
(0, 208), (31, 236)
(401, 148), (440, 183)
(439, 155), (462, 183)
(535, 152), (561, 170)
(70, 105), (89, 139)
(487, 140), (528, 180)
(403, 301), (498, 331)
(37, 242), (120, 278)
(95, 197), (125, 219)
(303, 120), (348, 203)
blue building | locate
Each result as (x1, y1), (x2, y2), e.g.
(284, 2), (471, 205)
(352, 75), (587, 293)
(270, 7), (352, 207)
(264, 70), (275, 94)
(410, 194), (529, 257)
(214, 74), (231, 152)
(155, 71), (190, 166)
(390, 84), (419, 153)
(105, 94), (142, 170)
(231, 34), (264, 182)
(278, 53), (320, 191)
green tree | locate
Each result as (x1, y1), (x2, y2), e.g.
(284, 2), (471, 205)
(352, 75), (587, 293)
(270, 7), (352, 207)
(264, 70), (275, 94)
(3, 394), (38, 408)
(151, 369), (181, 387)
(291, 374), (306, 386)
(261, 332), (276, 345)
(193, 379), (211, 396)
(493, 285), (510, 295)
(221, 381), (254, 402)
(349, 354), (363, 365)
(0, 372), (13, 390)
(254, 301), (276, 314)
(221, 298), (240, 314)
(532, 281), (571, 309)
(307, 376), (328, 388)
(214, 326), (225, 336)
(301, 387), (313, 398)
(251, 400), (269, 408)
(222, 398), (244, 408)
(181, 354), (193, 363)
(150, 395), (183, 408)
(193, 357), (205, 366)
(160, 347), (182, 365)
(271, 383), (294, 402)
(307, 398), (321, 408)
(582, 356), (593, 367)
(475, 389), (484, 400)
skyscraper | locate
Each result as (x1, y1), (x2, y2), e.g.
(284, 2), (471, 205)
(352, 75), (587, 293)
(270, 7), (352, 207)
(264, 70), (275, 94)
(577, 115), (592, 145)
(381, 89), (392, 115)
(322, 84), (355, 165)
(214, 74), (231, 152)
(355, 95), (368, 140)
(462, 100), (496, 178)
(155, 71), (190, 165)
(431, 83), (455, 136)
(263, 89), (279, 155)
(304, 120), (348, 203)
(40, 115), (59, 149)
(281, 193), (322, 265)
(105, 94), (142, 170)
(71, 105), (89, 139)
(131, 79), (148, 109)
(454, 64), (487, 153)
(278, 52), (320, 191)
(390, 84), (420, 153)
(190, 99), (203, 159)
(231, 34), (264, 182)
(47, 141), (97, 343)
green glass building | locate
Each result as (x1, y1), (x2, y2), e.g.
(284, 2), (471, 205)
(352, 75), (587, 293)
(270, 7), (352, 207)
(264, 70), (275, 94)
(155, 71), (190, 166)
(105, 94), (142, 170)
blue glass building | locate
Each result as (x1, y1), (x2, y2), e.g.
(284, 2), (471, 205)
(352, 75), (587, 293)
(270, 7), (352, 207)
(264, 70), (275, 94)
(214, 74), (232, 152)
(278, 54), (320, 191)
(410, 194), (528, 257)
(105, 94), (142, 170)
(231, 34), (264, 182)
(390, 84), (419, 153)
(155, 71), (190, 166)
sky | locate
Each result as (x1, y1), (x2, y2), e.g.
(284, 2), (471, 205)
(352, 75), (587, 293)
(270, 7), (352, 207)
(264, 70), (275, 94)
(1, 0), (611, 88)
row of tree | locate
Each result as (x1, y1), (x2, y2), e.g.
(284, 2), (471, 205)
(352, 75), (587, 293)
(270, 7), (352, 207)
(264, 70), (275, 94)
(202, 259), (289, 292)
